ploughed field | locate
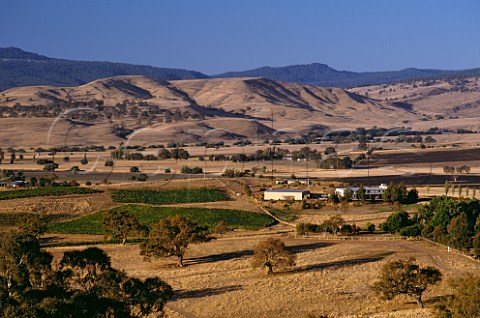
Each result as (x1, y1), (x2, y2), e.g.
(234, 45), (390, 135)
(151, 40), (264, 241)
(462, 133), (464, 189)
(369, 147), (480, 165)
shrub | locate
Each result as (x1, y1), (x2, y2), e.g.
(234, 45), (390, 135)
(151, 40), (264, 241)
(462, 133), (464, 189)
(399, 224), (421, 236)
(130, 166), (140, 173)
(43, 163), (58, 171)
(180, 166), (203, 174)
(365, 222), (375, 232)
(380, 211), (413, 233)
(137, 173), (148, 182)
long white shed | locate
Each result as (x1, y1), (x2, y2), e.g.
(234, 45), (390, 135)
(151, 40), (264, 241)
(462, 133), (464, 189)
(264, 189), (310, 201)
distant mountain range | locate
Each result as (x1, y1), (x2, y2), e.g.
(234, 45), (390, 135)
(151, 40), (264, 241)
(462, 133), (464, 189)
(0, 47), (208, 91)
(2, 47), (480, 91)
(215, 64), (480, 87)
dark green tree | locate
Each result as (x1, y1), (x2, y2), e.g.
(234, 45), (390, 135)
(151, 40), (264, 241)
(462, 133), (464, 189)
(447, 213), (471, 251)
(0, 234), (173, 318)
(140, 215), (209, 266)
(357, 185), (366, 204)
(130, 166), (140, 173)
(103, 209), (143, 245)
(373, 258), (442, 308)
(434, 274), (480, 318)
(321, 215), (346, 236)
(380, 211), (413, 233)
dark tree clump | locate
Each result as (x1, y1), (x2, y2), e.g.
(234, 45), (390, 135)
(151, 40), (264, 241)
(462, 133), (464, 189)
(372, 258), (442, 308)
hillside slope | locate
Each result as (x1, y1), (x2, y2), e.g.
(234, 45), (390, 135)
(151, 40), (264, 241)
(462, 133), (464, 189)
(348, 77), (480, 131)
(0, 76), (418, 146)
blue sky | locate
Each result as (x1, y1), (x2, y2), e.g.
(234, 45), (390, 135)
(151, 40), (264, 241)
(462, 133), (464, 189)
(1, 0), (479, 74)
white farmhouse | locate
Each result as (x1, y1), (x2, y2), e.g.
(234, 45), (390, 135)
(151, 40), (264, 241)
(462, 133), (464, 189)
(335, 184), (387, 200)
(264, 189), (310, 201)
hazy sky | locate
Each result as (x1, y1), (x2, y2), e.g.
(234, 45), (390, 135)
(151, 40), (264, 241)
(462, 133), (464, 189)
(2, 0), (480, 74)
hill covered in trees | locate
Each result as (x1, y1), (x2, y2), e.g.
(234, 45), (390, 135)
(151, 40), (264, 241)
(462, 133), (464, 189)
(215, 63), (480, 88)
(2, 47), (480, 90)
(0, 47), (208, 91)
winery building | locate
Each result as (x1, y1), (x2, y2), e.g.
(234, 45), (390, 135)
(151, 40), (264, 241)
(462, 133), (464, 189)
(264, 189), (310, 201)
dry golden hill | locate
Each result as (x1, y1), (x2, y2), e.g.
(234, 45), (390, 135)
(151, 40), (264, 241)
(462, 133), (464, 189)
(349, 77), (480, 131)
(0, 76), (430, 146)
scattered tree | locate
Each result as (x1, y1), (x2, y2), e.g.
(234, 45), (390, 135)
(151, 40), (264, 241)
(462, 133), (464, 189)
(443, 165), (471, 182)
(372, 258), (442, 308)
(434, 274), (480, 318)
(140, 215), (209, 266)
(365, 222), (376, 233)
(251, 238), (296, 275)
(321, 215), (346, 236)
(130, 166), (140, 173)
(18, 213), (48, 237)
(357, 185), (366, 204)
(103, 209), (143, 245)
(0, 233), (173, 317)
(80, 154), (88, 165)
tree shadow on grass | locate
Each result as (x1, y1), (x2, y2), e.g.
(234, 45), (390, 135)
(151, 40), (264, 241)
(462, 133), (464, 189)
(173, 284), (243, 300)
(288, 241), (335, 253)
(184, 250), (253, 265)
(184, 242), (334, 266)
(288, 252), (395, 274)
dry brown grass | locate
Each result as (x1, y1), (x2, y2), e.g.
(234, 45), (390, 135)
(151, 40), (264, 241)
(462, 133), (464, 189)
(47, 234), (479, 318)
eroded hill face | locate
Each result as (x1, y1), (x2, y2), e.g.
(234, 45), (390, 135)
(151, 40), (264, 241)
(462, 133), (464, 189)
(0, 76), (427, 146)
(348, 77), (480, 131)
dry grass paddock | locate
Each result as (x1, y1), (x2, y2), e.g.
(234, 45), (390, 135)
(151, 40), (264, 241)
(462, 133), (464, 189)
(48, 234), (479, 318)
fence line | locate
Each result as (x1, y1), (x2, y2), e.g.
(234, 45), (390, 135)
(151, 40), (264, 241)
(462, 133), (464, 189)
(294, 234), (405, 241)
(418, 237), (479, 262)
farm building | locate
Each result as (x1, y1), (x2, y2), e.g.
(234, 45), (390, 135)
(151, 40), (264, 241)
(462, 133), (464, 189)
(264, 189), (310, 201)
(286, 179), (309, 185)
(335, 184), (387, 200)
(0, 181), (25, 188)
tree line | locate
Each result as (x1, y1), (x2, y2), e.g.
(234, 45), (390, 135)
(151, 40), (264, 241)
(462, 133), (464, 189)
(380, 196), (480, 257)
